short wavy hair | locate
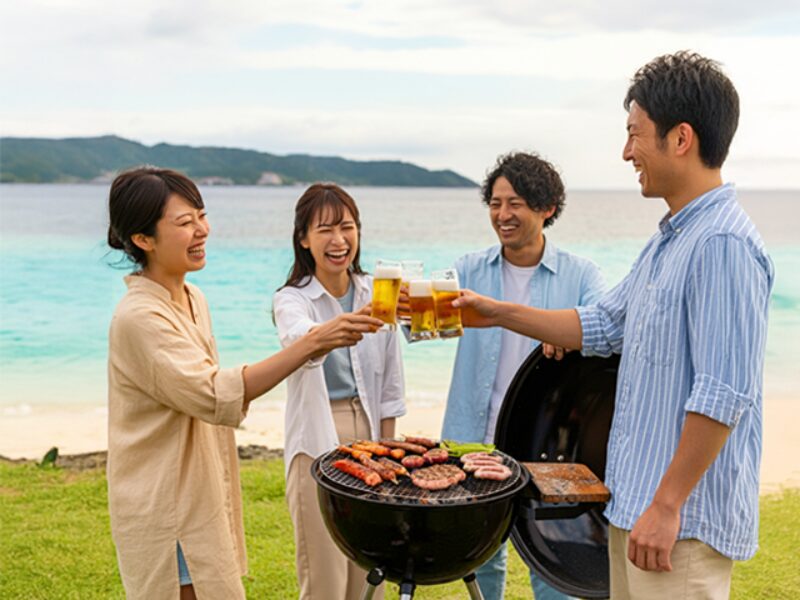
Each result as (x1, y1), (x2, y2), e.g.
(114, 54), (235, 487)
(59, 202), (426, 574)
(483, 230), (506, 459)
(481, 152), (565, 228)
(624, 51), (739, 168)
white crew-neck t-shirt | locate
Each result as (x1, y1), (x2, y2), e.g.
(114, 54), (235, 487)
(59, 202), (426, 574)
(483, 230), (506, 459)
(484, 259), (538, 443)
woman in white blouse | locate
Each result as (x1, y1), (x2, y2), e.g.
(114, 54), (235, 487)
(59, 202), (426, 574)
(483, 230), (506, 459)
(273, 183), (406, 600)
(106, 168), (383, 600)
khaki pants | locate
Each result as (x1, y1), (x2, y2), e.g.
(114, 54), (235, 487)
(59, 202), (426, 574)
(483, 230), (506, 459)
(286, 398), (385, 600)
(609, 525), (733, 600)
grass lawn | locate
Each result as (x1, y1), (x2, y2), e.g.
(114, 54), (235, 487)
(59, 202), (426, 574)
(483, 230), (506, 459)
(1, 459), (798, 599)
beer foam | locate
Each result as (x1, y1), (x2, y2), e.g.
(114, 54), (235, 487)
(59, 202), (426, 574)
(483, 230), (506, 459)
(433, 279), (459, 292)
(408, 279), (433, 296)
(374, 265), (402, 279)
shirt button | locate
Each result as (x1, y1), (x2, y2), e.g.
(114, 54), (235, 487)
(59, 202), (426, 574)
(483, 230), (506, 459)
(479, 412), (485, 416)
(490, 356), (496, 362)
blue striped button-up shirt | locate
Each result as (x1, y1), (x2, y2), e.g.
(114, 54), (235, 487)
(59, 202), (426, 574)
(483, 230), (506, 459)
(443, 240), (605, 443)
(577, 183), (773, 560)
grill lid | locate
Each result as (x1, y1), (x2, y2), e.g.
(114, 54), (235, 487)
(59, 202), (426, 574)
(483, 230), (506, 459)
(495, 347), (620, 599)
(316, 448), (523, 506)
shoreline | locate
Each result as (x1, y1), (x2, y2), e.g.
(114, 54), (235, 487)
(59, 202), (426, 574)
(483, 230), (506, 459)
(1, 397), (798, 495)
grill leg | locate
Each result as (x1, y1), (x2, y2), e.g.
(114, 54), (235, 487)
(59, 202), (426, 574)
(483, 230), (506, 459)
(359, 567), (385, 600)
(399, 580), (416, 600)
(463, 572), (485, 600)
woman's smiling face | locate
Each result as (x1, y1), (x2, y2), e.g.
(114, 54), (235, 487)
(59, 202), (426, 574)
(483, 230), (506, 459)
(300, 204), (359, 280)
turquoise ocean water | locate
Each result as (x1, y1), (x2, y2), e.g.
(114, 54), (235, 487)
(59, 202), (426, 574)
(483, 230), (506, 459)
(0, 184), (797, 411)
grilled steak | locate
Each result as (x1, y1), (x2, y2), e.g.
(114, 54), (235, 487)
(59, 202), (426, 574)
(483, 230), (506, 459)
(423, 448), (449, 464)
(410, 464), (466, 490)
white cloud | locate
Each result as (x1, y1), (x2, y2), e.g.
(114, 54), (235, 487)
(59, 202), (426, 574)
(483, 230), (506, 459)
(1, 1), (799, 188)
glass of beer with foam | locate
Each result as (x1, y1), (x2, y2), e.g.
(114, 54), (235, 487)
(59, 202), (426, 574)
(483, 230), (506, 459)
(399, 260), (424, 326)
(432, 268), (463, 338)
(371, 259), (402, 330)
(408, 279), (437, 341)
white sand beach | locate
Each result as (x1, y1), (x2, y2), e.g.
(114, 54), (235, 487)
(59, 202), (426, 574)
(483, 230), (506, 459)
(1, 396), (798, 494)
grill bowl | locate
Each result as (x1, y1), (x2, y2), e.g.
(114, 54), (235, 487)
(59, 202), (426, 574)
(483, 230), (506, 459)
(311, 450), (530, 585)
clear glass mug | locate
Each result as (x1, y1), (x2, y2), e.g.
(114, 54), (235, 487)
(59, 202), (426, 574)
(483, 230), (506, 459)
(431, 268), (463, 338)
(408, 279), (437, 341)
(399, 260), (424, 326)
(370, 259), (402, 330)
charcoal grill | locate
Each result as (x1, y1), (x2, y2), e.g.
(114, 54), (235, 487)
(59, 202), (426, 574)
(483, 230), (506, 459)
(311, 449), (530, 599)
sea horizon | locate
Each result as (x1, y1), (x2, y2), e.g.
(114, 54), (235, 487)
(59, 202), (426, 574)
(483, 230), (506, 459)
(1, 184), (797, 416)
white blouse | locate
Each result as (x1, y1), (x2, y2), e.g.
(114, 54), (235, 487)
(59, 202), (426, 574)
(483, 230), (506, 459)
(272, 273), (406, 474)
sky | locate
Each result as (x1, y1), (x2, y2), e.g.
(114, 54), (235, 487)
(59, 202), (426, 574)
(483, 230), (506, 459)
(1, 1), (799, 188)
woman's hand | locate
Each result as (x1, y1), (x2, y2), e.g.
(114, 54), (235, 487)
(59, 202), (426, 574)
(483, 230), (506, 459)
(451, 289), (501, 328)
(306, 308), (383, 358)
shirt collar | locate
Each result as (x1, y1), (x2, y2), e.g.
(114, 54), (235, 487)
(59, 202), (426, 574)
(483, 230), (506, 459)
(658, 183), (735, 235)
(491, 237), (558, 274)
(294, 272), (369, 300)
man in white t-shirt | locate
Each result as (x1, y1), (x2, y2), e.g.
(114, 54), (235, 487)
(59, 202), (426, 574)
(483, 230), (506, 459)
(442, 152), (606, 600)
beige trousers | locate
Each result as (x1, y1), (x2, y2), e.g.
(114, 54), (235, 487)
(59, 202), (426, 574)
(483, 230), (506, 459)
(609, 525), (733, 600)
(286, 398), (385, 600)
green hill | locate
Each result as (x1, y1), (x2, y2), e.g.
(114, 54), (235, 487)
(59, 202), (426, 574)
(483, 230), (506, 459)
(0, 135), (476, 187)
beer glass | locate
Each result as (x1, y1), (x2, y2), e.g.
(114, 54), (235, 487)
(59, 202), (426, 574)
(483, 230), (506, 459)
(408, 279), (437, 341)
(432, 269), (463, 338)
(371, 259), (402, 330)
(399, 260), (424, 326)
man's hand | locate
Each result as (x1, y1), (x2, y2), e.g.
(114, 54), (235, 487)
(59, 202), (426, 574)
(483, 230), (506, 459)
(452, 289), (501, 328)
(542, 343), (566, 360)
(627, 501), (681, 572)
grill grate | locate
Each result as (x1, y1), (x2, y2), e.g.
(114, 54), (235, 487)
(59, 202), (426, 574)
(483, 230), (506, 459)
(317, 448), (522, 506)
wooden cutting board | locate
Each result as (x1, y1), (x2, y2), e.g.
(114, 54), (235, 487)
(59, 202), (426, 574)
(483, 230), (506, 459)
(522, 462), (610, 503)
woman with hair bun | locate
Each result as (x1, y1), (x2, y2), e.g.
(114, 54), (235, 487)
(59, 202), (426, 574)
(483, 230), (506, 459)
(106, 167), (383, 600)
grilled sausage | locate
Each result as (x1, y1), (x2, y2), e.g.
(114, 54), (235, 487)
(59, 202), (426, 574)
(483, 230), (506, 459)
(402, 435), (437, 448)
(377, 457), (409, 477)
(473, 465), (512, 481)
(352, 441), (392, 457)
(460, 452), (502, 464)
(401, 455), (426, 469)
(389, 448), (406, 460)
(462, 459), (507, 472)
(423, 448), (449, 464)
(379, 440), (428, 455)
(357, 454), (398, 484)
(332, 459), (382, 486)
(338, 445), (372, 460)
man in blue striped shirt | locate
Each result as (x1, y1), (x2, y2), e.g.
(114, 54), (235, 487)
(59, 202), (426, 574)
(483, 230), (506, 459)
(454, 52), (773, 599)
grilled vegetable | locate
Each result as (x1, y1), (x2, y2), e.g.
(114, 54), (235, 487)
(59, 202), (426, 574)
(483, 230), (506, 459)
(441, 440), (496, 458)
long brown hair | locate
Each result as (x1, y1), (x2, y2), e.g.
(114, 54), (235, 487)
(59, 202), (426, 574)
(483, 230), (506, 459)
(280, 183), (365, 289)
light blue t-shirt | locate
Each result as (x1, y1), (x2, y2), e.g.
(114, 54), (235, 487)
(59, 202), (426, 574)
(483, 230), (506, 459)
(323, 282), (359, 400)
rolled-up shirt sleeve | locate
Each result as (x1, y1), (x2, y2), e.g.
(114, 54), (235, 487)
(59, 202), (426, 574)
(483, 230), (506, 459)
(684, 235), (771, 427)
(273, 288), (325, 368)
(577, 269), (633, 357)
(115, 310), (246, 427)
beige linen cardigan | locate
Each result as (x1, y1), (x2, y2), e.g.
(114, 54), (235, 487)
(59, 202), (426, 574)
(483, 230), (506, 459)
(107, 275), (247, 599)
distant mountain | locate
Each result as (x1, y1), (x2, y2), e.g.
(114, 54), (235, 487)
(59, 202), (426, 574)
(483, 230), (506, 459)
(0, 135), (476, 187)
